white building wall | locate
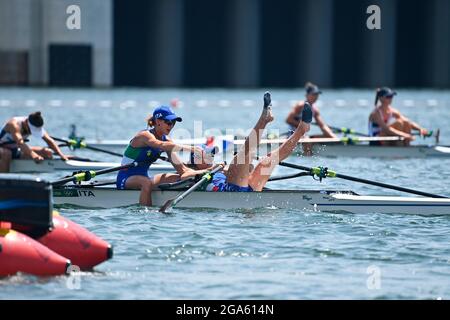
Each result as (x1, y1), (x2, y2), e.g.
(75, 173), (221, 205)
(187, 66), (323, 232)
(0, 0), (112, 86)
(41, 0), (112, 86)
(0, 0), (32, 51)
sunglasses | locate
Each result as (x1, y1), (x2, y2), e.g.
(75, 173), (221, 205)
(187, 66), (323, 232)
(163, 119), (176, 126)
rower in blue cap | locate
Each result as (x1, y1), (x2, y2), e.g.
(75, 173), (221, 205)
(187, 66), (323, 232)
(116, 105), (208, 206)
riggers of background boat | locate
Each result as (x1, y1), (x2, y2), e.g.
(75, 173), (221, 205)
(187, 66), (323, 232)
(75, 136), (450, 159)
(0, 175), (113, 277)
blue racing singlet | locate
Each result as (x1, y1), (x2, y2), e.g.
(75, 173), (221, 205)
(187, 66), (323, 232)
(205, 172), (253, 192)
(116, 129), (167, 189)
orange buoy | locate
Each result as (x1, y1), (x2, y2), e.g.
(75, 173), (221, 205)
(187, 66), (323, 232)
(0, 228), (70, 277)
(37, 213), (113, 270)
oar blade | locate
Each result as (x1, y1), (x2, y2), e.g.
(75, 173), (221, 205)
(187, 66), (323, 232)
(159, 199), (175, 213)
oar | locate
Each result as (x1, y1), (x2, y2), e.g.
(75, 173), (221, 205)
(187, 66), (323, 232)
(279, 161), (447, 198)
(268, 171), (311, 182)
(159, 164), (224, 213)
(51, 136), (123, 157)
(52, 161), (147, 186)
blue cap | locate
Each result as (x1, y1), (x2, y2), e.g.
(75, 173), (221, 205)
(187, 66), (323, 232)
(153, 106), (182, 122)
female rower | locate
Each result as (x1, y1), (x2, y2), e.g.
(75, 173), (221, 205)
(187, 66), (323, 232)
(285, 82), (336, 138)
(191, 92), (312, 192)
(368, 87), (429, 146)
(116, 106), (208, 206)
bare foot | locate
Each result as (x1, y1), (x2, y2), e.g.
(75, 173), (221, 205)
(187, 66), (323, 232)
(262, 92), (274, 124)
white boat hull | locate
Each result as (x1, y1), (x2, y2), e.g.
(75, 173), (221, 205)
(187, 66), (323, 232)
(53, 187), (450, 215)
(9, 159), (174, 174)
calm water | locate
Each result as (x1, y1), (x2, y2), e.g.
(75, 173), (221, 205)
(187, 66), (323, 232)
(0, 88), (449, 299)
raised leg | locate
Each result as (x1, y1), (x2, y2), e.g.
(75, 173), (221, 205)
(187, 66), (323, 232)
(249, 121), (310, 191)
(226, 92), (274, 187)
(248, 102), (312, 191)
(381, 119), (411, 146)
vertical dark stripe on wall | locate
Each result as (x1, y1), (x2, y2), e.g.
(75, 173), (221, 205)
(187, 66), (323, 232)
(332, 0), (365, 87)
(260, 0), (297, 88)
(183, 0), (228, 87)
(395, 0), (430, 88)
(113, 0), (151, 86)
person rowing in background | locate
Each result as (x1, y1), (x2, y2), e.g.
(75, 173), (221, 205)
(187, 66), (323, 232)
(368, 87), (429, 146)
(116, 105), (210, 206)
(190, 92), (312, 192)
(0, 112), (70, 173)
(286, 82), (336, 138)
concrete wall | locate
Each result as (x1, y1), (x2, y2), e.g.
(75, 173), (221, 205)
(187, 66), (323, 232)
(41, 0), (112, 86)
(0, 0), (112, 86)
(1, 0), (450, 88)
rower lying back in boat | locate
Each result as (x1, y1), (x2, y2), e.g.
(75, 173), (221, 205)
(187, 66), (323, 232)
(187, 91), (312, 194)
(116, 105), (210, 206)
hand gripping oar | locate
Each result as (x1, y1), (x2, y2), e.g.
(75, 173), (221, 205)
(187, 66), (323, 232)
(52, 161), (146, 186)
(51, 136), (123, 157)
(159, 164), (224, 213)
(279, 161), (447, 199)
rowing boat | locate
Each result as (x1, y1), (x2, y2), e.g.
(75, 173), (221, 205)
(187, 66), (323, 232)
(83, 137), (450, 159)
(9, 159), (174, 174)
(53, 186), (450, 215)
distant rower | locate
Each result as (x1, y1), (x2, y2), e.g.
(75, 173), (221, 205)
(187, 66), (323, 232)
(286, 82), (336, 138)
(0, 112), (70, 172)
(368, 87), (429, 146)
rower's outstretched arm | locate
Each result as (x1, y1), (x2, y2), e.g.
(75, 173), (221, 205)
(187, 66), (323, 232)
(373, 112), (412, 139)
(43, 133), (68, 160)
(143, 132), (204, 155)
(248, 103), (312, 192)
(403, 116), (428, 136)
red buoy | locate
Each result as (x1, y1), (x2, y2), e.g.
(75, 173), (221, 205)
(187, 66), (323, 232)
(0, 228), (70, 277)
(37, 213), (113, 270)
